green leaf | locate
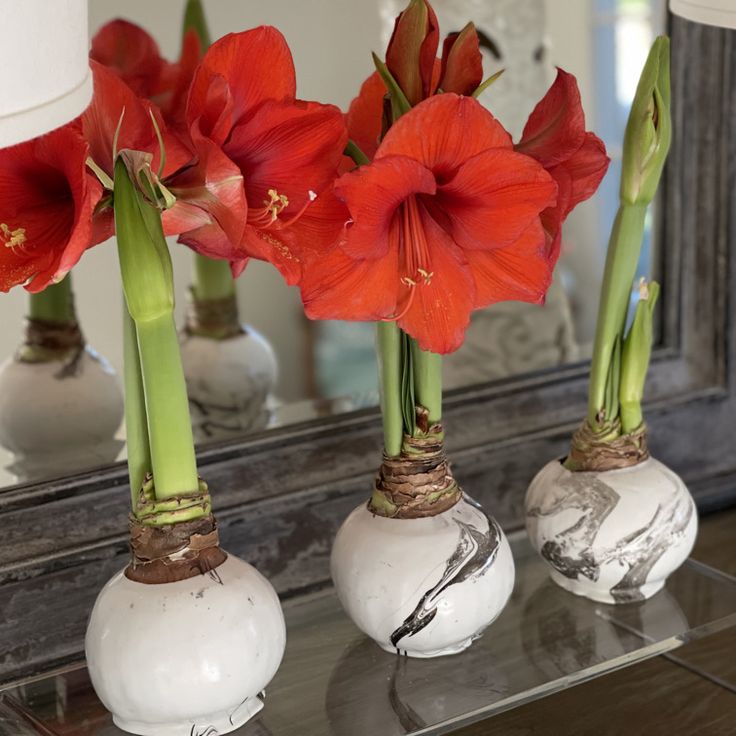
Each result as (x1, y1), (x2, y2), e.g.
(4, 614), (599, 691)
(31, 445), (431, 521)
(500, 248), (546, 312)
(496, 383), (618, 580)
(471, 68), (505, 98)
(400, 330), (416, 436)
(619, 279), (660, 433)
(372, 52), (412, 120)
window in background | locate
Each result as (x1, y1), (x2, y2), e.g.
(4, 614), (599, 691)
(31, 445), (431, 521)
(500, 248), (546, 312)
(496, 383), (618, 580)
(593, 0), (666, 317)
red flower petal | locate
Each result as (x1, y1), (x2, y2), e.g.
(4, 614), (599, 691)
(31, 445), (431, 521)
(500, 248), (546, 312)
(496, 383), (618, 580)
(376, 94), (512, 178)
(273, 186), (349, 265)
(301, 240), (399, 322)
(345, 72), (387, 164)
(166, 123), (246, 254)
(436, 148), (556, 251)
(0, 125), (99, 293)
(540, 162), (572, 252)
(564, 132), (610, 211)
(335, 155), (436, 260)
(187, 27), (296, 136)
(239, 226), (303, 286)
(464, 221), (553, 308)
(398, 208), (474, 354)
(90, 19), (166, 99)
(177, 217), (243, 262)
(158, 28), (202, 131)
(225, 98), (347, 217)
(83, 61), (160, 178)
(516, 69), (586, 168)
(439, 24), (483, 96)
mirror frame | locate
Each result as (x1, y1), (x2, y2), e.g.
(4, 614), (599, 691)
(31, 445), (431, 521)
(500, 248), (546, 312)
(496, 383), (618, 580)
(1, 14), (735, 684)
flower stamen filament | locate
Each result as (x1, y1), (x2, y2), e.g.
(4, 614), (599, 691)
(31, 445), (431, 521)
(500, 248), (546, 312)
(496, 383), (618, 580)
(248, 188), (316, 230)
(382, 196), (433, 322)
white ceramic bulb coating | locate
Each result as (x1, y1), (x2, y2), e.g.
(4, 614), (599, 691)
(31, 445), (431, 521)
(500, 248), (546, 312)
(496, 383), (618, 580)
(331, 496), (515, 658)
(0, 348), (123, 456)
(525, 457), (698, 604)
(86, 554), (286, 736)
(181, 327), (277, 441)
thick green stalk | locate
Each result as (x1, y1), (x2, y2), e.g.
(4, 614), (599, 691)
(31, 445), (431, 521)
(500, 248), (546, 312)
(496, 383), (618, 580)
(587, 203), (647, 426)
(192, 254), (235, 301)
(586, 37), (671, 432)
(136, 312), (199, 497)
(182, 1), (238, 310)
(182, 0), (211, 48)
(377, 321), (403, 457)
(410, 338), (442, 427)
(123, 305), (151, 509)
(28, 275), (75, 323)
(114, 157), (199, 499)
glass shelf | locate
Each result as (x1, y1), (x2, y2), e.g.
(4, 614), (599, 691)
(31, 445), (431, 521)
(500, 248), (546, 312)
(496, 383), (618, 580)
(2, 533), (736, 736)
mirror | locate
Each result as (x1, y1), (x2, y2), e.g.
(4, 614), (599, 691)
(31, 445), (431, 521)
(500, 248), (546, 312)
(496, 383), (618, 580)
(0, 0), (668, 487)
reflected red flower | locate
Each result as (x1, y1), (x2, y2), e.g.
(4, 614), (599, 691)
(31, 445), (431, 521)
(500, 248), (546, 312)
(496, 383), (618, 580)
(301, 94), (557, 354)
(516, 69), (610, 260)
(183, 27), (348, 283)
(0, 124), (102, 293)
(90, 19), (200, 130)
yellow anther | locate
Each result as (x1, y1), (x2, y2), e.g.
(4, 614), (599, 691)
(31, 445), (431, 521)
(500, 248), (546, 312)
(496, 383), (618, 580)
(264, 189), (289, 223)
(401, 276), (417, 287)
(0, 223), (26, 249)
(417, 268), (434, 285)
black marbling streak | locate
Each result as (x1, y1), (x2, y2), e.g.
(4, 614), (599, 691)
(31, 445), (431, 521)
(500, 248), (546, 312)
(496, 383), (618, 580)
(528, 467), (695, 601)
(390, 504), (501, 648)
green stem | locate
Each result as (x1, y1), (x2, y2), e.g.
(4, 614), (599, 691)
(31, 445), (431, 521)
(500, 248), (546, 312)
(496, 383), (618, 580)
(344, 140), (371, 167)
(192, 253), (235, 301)
(123, 304), (151, 509)
(410, 339), (442, 427)
(587, 203), (647, 427)
(377, 321), (403, 457)
(28, 275), (76, 323)
(136, 312), (199, 498)
(113, 156), (199, 501)
(182, 0), (211, 48)
(619, 401), (643, 435)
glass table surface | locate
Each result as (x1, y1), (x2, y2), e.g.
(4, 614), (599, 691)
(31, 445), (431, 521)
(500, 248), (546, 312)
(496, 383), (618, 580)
(2, 533), (735, 736)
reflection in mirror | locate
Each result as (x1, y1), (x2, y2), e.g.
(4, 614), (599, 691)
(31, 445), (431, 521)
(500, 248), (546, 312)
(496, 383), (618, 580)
(0, 0), (666, 488)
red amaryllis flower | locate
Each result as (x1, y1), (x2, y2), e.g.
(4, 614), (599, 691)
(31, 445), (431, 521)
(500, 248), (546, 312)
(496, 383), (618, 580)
(301, 94), (558, 354)
(82, 60), (246, 258)
(183, 26), (348, 282)
(516, 69), (610, 260)
(90, 19), (200, 130)
(0, 124), (101, 293)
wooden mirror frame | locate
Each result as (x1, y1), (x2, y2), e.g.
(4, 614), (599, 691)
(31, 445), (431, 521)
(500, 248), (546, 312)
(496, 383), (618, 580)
(1, 15), (734, 684)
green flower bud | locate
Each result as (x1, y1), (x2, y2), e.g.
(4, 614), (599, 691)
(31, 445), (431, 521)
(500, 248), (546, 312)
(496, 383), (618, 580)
(620, 36), (672, 206)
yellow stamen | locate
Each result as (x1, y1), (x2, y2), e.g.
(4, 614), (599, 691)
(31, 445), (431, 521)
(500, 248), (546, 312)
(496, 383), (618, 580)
(0, 223), (26, 249)
(417, 268), (433, 285)
(264, 189), (289, 223)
